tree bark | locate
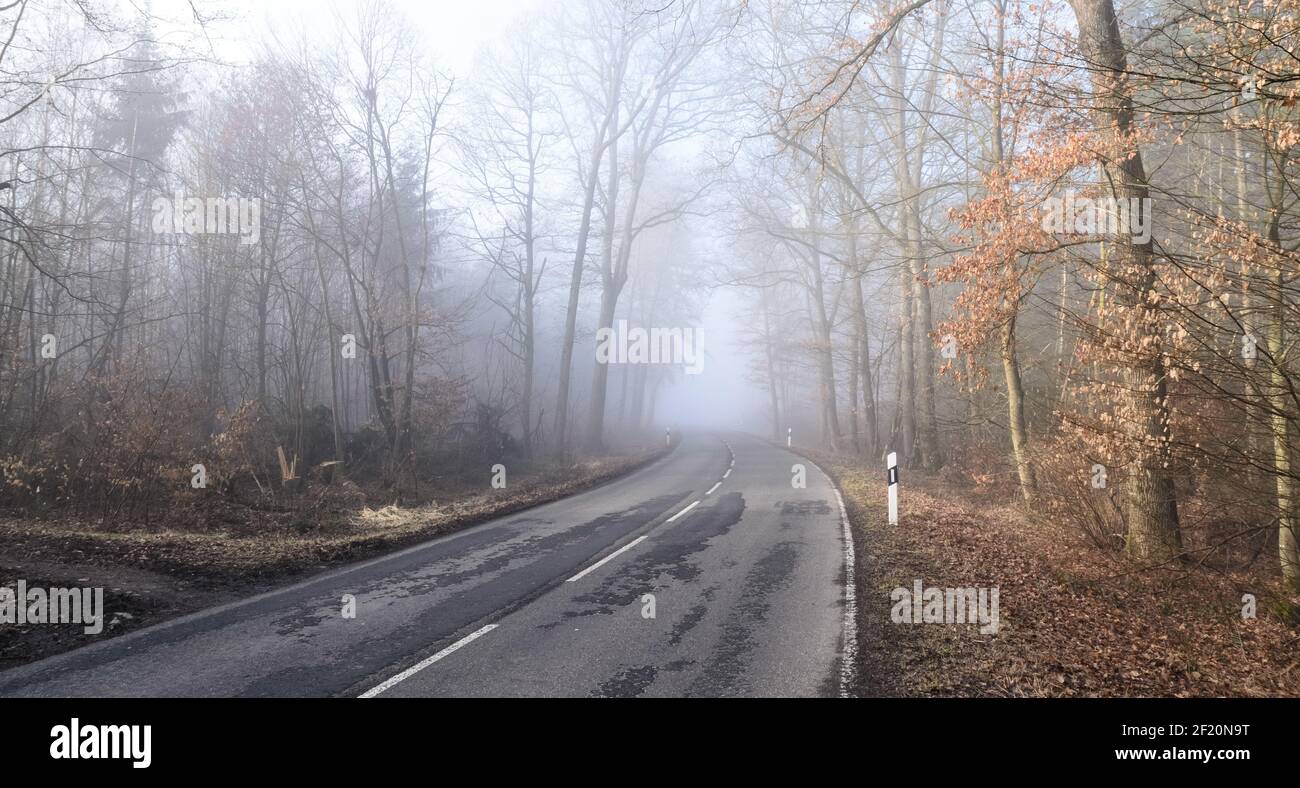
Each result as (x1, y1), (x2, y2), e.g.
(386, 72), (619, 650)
(1068, 0), (1182, 562)
(1001, 316), (1036, 501)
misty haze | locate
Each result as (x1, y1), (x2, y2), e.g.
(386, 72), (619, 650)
(0, 0), (1297, 714)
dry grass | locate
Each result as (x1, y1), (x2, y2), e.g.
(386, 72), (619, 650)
(0, 453), (662, 581)
(0, 450), (666, 669)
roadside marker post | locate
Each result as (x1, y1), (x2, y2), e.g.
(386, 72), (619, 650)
(787, 427), (792, 447)
(887, 451), (898, 525)
(666, 427), (671, 446)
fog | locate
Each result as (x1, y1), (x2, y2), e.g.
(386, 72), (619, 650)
(3, 0), (1300, 587)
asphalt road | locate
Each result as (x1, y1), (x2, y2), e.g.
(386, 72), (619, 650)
(0, 432), (853, 698)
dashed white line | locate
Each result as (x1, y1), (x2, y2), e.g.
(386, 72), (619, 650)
(706, 481), (721, 495)
(359, 623), (498, 697)
(666, 500), (700, 522)
(723, 468), (731, 479)
(567, 495), (705, 585)
(566, 535), (650, 583)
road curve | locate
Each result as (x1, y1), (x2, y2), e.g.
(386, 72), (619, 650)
(0, 432), (851, 698)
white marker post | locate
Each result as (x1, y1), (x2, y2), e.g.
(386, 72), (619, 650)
(886, 452), (898, 525)
(665, 427), (671, 446)
(787, 427), (792, 447)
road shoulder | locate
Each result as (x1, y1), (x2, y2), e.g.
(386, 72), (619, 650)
(0, 446), (672, 671)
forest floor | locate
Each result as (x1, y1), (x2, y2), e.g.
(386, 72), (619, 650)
(813, 453), (1300, 697)
(0, 446), (668, 670)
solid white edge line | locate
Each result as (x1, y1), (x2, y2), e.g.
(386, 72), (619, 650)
(723, 468), (731, 478)
(706, 481), (721, 495)
(666, 500), (700, 522)
(833, 487), (858, 698)
(360, 623), (498, 697)
(566, 534), (650, 583)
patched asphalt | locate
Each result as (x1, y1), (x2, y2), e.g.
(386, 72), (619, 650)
(0, 433), (847, 698)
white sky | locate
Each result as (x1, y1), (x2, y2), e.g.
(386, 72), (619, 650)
(150, 0), (546, 73)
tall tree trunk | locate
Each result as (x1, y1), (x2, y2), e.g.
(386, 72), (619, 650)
(521, 285), (536, 457)
(990, 0), (1032, 501)
(898, 267), (917, 462)
(555, 146), (605, 458)
(846, 232), (862, 454)
(887, 12), (946, 471)
(555, 41), (627, 459)
(1265, 209), (1300, 589)
(1068, 0), (1182, 562)
(762, 290), (782, 441)
(584, 128), (622, 453)
(99, 115), (140, 377)
(1001, 316), (1036, 500)
(806, 207), (841, 451)
(858, 288), (879, 456)
(1267, 268), (1299, 590)
(910, 233), (942, 469)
